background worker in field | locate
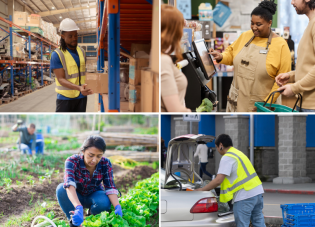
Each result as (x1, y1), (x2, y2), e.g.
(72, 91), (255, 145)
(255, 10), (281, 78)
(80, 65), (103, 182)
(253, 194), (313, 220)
(51, 18), (93, 112)
(195, 134), (265, 227)
(12, 121), (44, 156)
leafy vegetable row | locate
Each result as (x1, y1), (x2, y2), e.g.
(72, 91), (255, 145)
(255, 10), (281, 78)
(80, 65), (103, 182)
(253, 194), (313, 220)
(47, 172), (159, 227)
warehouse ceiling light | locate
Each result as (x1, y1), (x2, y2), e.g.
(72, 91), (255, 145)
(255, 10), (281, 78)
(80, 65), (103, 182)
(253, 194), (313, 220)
(59, 16), (62, 18)
(52, 7), (55, 9)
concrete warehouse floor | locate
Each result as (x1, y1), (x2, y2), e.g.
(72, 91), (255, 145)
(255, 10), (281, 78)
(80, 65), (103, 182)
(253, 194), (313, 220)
(0, 83), (95, 112)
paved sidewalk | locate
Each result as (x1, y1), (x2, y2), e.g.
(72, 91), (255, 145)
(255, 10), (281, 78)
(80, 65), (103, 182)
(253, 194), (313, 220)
(263, 189), (315, 224)
(263, 182), (315, 194)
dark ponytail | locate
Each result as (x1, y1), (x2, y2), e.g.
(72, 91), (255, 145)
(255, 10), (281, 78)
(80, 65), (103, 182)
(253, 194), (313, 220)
(81, 135), (106, 153)
(60, 31), (67, 52)
(251, 0), (277, 22)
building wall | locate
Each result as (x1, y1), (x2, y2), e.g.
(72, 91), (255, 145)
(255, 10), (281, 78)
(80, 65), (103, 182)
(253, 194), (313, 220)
(254, 147), (278, 182)
(306, 148), (315, 181)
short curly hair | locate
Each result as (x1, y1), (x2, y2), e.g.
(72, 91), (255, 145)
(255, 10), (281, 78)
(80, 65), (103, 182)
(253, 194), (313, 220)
(305, 0), (315, 10)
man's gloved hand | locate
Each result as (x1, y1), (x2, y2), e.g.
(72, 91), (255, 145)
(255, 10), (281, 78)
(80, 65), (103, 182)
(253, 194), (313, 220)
(17, 120), (23, 125)
(71, 205), (84, 226)
(114, 204), (123, 217)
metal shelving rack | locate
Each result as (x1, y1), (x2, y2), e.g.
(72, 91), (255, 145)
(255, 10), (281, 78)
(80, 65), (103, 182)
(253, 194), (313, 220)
(97, 0), (153, 112)
(0, 15), (58, 97)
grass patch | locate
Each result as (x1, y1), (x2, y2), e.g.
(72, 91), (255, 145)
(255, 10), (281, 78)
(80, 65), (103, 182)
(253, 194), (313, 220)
(3, 200), (57, 227)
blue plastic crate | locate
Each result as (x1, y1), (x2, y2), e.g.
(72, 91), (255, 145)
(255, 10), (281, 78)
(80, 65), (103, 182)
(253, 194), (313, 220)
(281, 203), (315, 227)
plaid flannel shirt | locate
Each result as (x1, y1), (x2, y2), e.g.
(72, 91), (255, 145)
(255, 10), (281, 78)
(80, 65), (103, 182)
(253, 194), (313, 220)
(63, 154), (118, 196)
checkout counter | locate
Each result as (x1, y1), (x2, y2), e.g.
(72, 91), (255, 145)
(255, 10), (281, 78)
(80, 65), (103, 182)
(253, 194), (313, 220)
(178, 39), (217, 111)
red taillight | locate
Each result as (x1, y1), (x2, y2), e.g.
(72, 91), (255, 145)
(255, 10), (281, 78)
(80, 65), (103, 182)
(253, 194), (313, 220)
(190, 197), (218, 213)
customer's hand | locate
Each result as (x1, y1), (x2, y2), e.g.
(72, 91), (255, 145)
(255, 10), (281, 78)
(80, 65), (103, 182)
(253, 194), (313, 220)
(71, 205), (84, 226)
(252, 107), (257, 112)
(275, 73), (290, 86)
(114, 204), (123, 217)
(209, 48), (223, 62)
(278, 85), (295, 97)
(79, 84), (93, 96)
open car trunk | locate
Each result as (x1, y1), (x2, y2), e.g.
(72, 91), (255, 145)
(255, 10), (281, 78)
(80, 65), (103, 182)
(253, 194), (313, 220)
(164, 134), (215, 188)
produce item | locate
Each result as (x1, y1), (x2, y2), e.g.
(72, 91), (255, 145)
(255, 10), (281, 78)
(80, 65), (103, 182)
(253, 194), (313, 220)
(196, 98), (213, 112)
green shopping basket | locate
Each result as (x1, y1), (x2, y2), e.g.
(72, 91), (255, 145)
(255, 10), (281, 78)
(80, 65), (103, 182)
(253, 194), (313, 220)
(255, 91), (302, 112)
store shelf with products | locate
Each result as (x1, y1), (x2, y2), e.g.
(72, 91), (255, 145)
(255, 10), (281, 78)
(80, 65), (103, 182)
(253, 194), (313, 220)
(96, 0), (157, 112)
(0, 15), (58, 100)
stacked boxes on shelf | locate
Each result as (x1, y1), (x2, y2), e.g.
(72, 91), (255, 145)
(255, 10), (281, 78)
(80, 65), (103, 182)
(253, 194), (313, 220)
(125, 44), (151, 112)
(13, 11), (60, 45)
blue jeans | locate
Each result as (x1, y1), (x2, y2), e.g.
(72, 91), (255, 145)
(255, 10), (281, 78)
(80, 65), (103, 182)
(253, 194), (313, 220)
(56, 183), (111, 220)
(200, 162), (212, 178)
(233, 194), (266, 227)
(20, 140), (44, 155)
(296, 106), (315, 112)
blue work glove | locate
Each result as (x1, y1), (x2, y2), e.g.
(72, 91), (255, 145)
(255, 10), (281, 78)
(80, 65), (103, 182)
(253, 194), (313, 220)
(115, 204), (123, 217)
(72, 205), (84, 226)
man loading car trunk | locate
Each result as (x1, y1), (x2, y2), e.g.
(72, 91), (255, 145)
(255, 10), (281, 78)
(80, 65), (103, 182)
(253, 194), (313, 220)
(195, 134), (265, 227)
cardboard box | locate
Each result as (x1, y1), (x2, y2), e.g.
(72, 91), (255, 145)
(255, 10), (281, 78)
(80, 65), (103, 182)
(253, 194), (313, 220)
(130, 44), (151, 57)
(129, 58), (150, 85)
(153, 72), (159, 112)
(85, 73), (108, 94)
(141, 68), (159, 112)
(141, 69), (153, 112)
(121, 51), (150, 86)
(129, 84), (141, 112)
(13, 11), (28, 26)
(26, 14), (41, 27)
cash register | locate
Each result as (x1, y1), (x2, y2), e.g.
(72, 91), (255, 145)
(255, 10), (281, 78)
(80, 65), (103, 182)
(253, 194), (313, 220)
(180, 39), (217, 111)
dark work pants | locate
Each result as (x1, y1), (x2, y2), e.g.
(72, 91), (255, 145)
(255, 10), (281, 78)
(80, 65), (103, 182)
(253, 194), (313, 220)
(56, 97), (87, 112)
(200, 162), (212, 178)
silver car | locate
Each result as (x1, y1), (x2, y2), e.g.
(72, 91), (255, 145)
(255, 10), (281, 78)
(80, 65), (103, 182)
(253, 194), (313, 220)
(161, 134), (235, 227)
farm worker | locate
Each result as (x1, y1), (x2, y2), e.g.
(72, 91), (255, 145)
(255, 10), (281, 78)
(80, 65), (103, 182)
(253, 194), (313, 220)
(56, 135), (122, 226)
(12, 121), (44, 155)
(195, 134), (265, 227)
(51, 18), (93, 112)
(194, 141), (212, 181)
(276, 0), (315, 111)
(210, 0), (291, 112)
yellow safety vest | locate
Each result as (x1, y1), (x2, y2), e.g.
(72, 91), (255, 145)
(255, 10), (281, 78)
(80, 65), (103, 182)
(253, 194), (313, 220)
(54, 46), (86, 98)
(220, 147), (262, 203)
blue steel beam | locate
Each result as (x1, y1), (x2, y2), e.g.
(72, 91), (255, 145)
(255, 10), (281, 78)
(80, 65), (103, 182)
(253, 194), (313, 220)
(145, 0), (153, 4)
(41, 41), (43, 85)
(49, 45), (51, 78)
(9, 15), (14, 96)
(120, 45), (130, 55)
(99, 0), (105, 112)
(28, 27), (32, 88)
(108, 0), (120, 111)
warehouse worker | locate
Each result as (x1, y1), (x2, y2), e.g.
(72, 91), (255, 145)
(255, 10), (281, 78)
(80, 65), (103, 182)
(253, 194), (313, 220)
(56, 135), (122, 226)
(210, 0), (291, 112)
(51, 18), (93, 112)
(276, 0), (315, 111)
(194, 141), (212, 181)
(195, 134), (265, 227)
(12, 121), (44, 155)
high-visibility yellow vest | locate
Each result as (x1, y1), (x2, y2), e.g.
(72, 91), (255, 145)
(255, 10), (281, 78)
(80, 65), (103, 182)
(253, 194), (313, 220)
(220, 147), (262, 203)
(54, 46), (86, 98)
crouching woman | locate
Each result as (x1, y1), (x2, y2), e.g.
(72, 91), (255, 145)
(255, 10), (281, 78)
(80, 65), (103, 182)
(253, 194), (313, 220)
(56, 135), (122, 226)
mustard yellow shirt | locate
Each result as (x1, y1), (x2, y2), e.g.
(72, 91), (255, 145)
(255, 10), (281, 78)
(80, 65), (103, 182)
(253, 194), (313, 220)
(221, 30), (291, 102)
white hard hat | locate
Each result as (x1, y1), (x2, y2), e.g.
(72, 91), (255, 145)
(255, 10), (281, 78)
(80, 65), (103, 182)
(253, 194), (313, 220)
(59, 18), (80, 32)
